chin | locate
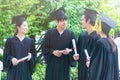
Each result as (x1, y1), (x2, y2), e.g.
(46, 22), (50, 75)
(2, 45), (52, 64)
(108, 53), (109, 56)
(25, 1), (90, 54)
(23, 32), (27, 34)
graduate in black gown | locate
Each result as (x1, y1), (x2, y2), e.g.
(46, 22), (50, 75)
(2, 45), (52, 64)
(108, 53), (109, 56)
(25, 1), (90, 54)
(73, 8), (100, 80)
(89, 13), (119, 80)
(3, 14), (36, 80)
(42, 7), (76, 80)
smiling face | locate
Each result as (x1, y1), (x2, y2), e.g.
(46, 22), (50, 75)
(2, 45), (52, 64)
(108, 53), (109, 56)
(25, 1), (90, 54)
(56, 19), (68, 30)
(17, 21), (28, 35)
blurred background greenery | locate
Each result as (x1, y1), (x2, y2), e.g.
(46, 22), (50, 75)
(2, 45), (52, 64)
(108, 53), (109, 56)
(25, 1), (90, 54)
(0, 0), (120, 80)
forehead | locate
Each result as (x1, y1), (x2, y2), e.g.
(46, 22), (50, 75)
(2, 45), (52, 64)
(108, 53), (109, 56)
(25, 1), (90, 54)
(21, 21), (28, 25)
(57, 19), (67, 21)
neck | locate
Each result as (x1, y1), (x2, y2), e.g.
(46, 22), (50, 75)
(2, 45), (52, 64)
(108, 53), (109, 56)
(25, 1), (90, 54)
(100, 32), (107, 38)
(86, 25), (93, 35)
(16, 33), (25, 41)
(56, 26), (65, 33)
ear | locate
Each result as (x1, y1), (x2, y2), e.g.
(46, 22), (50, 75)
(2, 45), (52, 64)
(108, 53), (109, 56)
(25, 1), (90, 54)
(16, 26), (20, 30)
(87, 18), (90, 23)
(56, 20), (59, 25)
(55, 20), (58, 23)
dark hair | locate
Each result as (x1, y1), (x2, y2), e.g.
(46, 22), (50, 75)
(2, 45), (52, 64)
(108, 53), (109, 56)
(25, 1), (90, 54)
(14, 18), (26, 35)
(102, 22), (116, 53)
(57, 18), (67, 21)
(85, 15), (95, 26)
(101, 22), (111, 35)
(107, 35), (116, 53)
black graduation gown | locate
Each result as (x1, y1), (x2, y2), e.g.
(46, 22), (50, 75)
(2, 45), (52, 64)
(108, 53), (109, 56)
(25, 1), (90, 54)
(42, 28), (76, 80)
(77, 31), (100, 80)
(3, 36), (36, 80)
(89, 38), (119, 80)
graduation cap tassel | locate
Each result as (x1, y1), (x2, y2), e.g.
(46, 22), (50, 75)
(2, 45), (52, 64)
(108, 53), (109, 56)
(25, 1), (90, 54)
(98, 20), (102, 32)
(92, 19), (98, 31)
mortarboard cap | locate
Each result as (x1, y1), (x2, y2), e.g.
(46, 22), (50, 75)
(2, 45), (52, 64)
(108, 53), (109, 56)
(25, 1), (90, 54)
(100, 13), (116, 34)
(50, 7), (68, 20)
(12, 14), (27, 24)
(84, 8), (98, 22)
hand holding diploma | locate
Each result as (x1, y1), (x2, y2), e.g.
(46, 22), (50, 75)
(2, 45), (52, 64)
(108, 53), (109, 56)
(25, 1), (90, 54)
(73, 53), (79, 61)
(86, 59), (90, 68)
(12, 58), (19, 66)
(72, 39), (78, 54)
(60, 48), (72, 55)
(18, 53), (32, 63)
(72, 39), (79, 60)
(53, 50), (62, 57)
(84, 49), (90, 68)
(27, 53), (32, 61)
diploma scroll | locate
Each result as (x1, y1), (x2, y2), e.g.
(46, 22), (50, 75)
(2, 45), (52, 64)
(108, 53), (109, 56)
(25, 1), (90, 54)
(72, 39), (78, 54)
(84, 49), (90, 59)
(60, 48), (72, 53)
(18, 56), (29, 63)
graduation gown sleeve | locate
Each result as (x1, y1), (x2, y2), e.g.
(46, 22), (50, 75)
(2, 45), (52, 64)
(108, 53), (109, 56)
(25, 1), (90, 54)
(28, 39), (36, 74)
(3, 38), (13, 71)
(42, 30), (54, 64)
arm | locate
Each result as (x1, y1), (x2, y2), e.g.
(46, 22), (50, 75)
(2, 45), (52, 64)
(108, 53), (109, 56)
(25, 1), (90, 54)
(42, 31), (54, 63)
(29, 39), (36, 74)
(3, 38), (13, 71)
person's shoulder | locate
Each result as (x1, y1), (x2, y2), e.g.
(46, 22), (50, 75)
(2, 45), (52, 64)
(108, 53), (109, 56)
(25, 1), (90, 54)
(78, 31), (88, 37)
(46, 28), (56, 34)
(5, 36), (15, 43)
(90, 31), (100, 39)
(97, 38), (109, 47)
(97, 38), (104, 43)
(6, 36), (15, 41)
(48, 28), (56, 31)
(97, 38), (106, 42)
(24, 37), (35, 44)
(66, 29), (74, 34)
(97, 38), (112, 52)
(25, 37), (34, 41)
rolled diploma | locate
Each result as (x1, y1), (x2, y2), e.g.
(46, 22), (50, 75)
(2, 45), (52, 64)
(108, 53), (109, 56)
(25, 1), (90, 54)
(84, 49), (90, 58)
(18, 56), (29, 63)
(72, 39), (77, 54)
(60, 48), (72, 53)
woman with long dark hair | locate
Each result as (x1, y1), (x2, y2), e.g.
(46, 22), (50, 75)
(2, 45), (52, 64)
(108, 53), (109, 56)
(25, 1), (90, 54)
(3, 14), (36, 80)
(89, 13), (119, 80)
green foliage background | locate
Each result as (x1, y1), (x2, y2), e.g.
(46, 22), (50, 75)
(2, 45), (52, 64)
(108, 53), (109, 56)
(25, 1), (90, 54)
(0, 0), (120, 80)
(0, 0), (120, 48)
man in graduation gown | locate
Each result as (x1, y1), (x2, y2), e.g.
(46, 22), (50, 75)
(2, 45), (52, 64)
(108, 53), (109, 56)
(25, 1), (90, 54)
(73, 8), (100, 80)
(89, 13), (119, 80)
(42, 7), (76, 80)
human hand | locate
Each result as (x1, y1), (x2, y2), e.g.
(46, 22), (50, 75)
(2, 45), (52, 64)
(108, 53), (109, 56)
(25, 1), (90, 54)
(27, 53), (32, 61)
(62, 48), (71, 55)
(73, 54), (79, 61)
(11, 58), (18, 66)
(53, 50), (62, 57)
(86, 58), (90, 68)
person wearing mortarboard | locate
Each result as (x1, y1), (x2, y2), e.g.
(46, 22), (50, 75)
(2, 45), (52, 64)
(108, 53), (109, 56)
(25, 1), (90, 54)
(73, 8), (100, 80)
(42, 7), (77, 80)
(89, 13), (119, 80)
(3, 14), (36, 80)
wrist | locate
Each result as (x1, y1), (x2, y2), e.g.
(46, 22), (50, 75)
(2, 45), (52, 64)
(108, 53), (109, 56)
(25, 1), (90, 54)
(86, 58), (90, 62)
